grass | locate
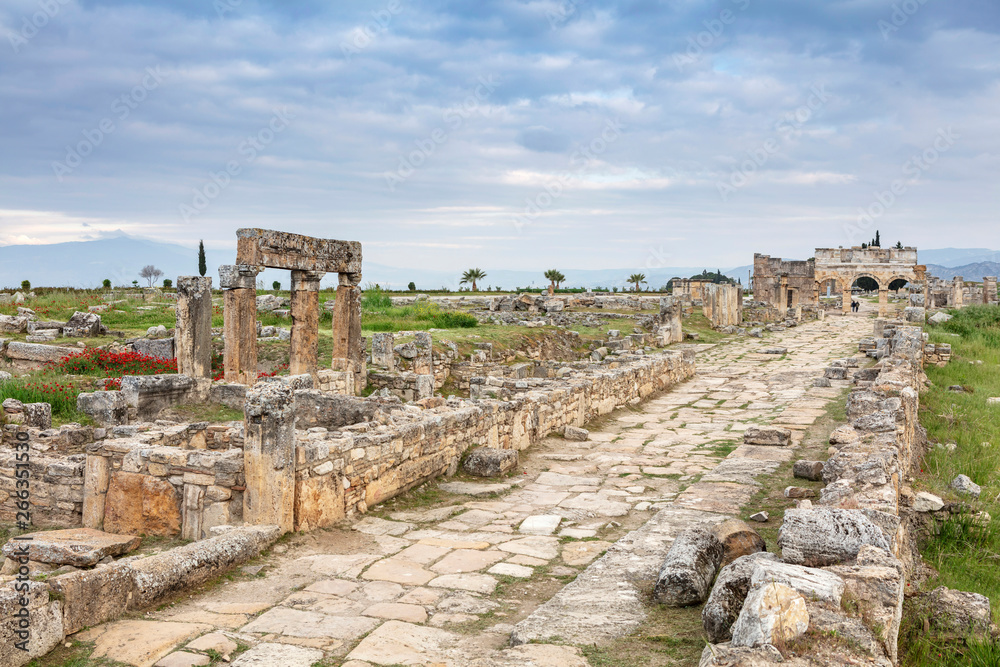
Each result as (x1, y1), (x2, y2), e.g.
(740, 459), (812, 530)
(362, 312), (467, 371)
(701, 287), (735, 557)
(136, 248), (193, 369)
(902, 306), (1000, 666)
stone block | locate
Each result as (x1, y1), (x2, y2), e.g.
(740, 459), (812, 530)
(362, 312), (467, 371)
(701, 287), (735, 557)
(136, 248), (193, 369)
(463, 448), (518, 478)
(654, 526), (724, 606)
(2, 528), (140, 568)
(564, 426), (590, 441)
(64, 311), (103, 337)
(133, 337), (176, 360)
(710, 519), (766, 567)
(77, 391), (130, 427)
(702, 551), (778, 643)
(729, 582), (808, 648)
(793, 460), (824, 481)
(778, 508), (890, 567)
(742, 426), (791, 447)
(49, 560), (136, 634)
(103, 471), (182, 537)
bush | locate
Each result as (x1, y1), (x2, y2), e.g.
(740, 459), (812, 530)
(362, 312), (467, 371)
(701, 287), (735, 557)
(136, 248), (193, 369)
(102, 279), (111, 289)
(20, 280), (30, 291)
(162, 278), (172, 288)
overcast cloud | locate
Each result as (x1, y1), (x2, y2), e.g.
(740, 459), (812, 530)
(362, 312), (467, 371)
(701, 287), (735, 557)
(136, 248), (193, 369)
(1, 0), (997, 272)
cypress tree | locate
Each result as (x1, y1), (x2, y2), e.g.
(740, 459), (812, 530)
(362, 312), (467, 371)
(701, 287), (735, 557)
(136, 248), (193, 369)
(198, 240), (207, 277)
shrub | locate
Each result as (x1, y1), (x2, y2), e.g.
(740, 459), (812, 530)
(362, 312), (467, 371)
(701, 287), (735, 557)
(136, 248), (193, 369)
(272, 280), (281, 291)
(20, 280), (30, 291)
(162, 278), (172, 288)
(102, 279), (112, 288)
(408, 282), (416, 291)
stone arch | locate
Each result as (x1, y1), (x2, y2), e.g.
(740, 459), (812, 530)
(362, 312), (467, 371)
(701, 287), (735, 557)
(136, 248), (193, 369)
(849, 272), (882, 290)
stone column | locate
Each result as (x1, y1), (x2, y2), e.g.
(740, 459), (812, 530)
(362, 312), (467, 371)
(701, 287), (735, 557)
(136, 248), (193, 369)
(220, 264), (259, 385)
(371, 332), (395, 370)
(952, 276), (964, 309)
(985, 277), (998, 305)
(289, 270), (325, 377)
(659, 296), (682, 344)
(175, 276), (213, 378)
(842, 283), (852, 315)
(878, 287), (889, 318)
(413, 331), (434, 377)
(244, 382), (295, 534)
(332, 272), (363, 391)
(778, 277), (789, 319)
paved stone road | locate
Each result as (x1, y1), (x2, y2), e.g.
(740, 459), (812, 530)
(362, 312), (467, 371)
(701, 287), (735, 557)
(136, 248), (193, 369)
(76, 314), (872, 667)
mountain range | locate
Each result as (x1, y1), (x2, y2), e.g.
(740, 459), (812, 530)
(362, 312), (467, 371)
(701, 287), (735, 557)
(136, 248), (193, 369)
(0, 234), (996, 291)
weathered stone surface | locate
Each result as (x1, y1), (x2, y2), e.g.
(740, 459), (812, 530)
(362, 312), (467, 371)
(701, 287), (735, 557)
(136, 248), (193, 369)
(910, 586), (992, 638)
(0, 581), (64, 667)
(702, 552), (778, 643)
(236, 227), (362, 274)
(65, 310), (103, 337)
(232, 642), (324, 666)
(778, 508), (890, 567)
(698, 643), (784, 667)
(6, 341), (79, 363)
(792, 460), (824, 481)
(749, 511), (768, 523)
(654, 526), (725, 606)
(951, 474), (981, 498)
(729, 582), (808, 648)
(742, 426), (791, 447)
(826, 559), (904, 661)
(77, 390), (130, 427)
(564, 425), (590, 441)
(244, 382), (296, 534)
(2, 528), (140, 567)
(22, 401), (51, 429)
(928, 312), (952, 324)
(750, 560), (844, 605)
(104, 471), (182, 537)
(783, 486), (817, 499)
(134, 337), (176, 360)
(175, 276), (213, 379)
(463, 447), (518, 478)
(912, 492), (945, 512)
(518, 515), (562, 536)
(81, 620), (212, 667)
(0, 314), (28, 333)
(345, 620), (457, 665)
(49, 560), (136, 634)
(710, 519), (766, 566)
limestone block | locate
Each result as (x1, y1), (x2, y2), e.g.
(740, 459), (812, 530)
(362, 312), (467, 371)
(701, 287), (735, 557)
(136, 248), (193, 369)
(654, 526), (724, 606)
(564, 426), (590, 441)
(463, 448), (518, 478)
(778, 508), (890, 567)
(702, 551), (778, 643)
(64, 311), (103, 337)
(22, 402), (51, 429)
(742, 426), (791, 447)
(83, 455), (110, 529)
(294, 473), (346, 532)
(793, 460), (824, 481)
(175, 276), (213, 379)
(133, 337), (176, 360)
(750, 560), (844, 605)
(48, 560), (136, 634)
(0, 581), (64, 667)
(951, 474), (982, 498)
(77, 391), (130, 427)
(826, 561), (903, 661)
(928, 312), (952, 324)
(729, 582), (808, 648)
(910, 586), (992, 638)
(103, 471), (182, 537)
(1, 528), (140, 567)
(244, 383), (296, 533)
(0, 315), (28, 333)
(912, 491), (944, 512)
(6, 341), (80, 363)
(710, 519), (766, 567)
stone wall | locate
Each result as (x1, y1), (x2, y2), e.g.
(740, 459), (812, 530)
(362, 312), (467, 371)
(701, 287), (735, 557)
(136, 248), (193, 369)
(0, 445), (84, 528)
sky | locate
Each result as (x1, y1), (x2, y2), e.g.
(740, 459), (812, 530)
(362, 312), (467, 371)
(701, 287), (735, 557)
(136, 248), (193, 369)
(1, 0), (998, 274)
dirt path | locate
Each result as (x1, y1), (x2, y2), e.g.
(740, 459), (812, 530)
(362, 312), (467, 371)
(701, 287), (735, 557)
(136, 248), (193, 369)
(64, 314), (872, 667)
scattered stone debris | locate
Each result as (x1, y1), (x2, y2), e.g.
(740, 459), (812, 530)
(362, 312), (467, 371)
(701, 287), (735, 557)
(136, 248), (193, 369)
(951, 474), (982, 499)
(462, 447), (518, 478)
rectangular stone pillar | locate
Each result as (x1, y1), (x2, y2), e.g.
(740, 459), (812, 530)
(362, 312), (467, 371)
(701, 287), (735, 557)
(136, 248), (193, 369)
(413, 331), (434, 376)
(332, 274), (363, 391)
(175, 276), (214, 378)
(82, 454), (109, 529)
(659, 296), (682, 344)
(778, 277), (789, 319)
(244, 383), (295, 534)
(372, 332), (395, 370)
(220, 265), (259, 385)
(984, 277), (997, 305)
(843, 285), (853, 314)
(878, 288), (889, 318)
(952, 276), (964, 309)
(289, 270), (324, 377)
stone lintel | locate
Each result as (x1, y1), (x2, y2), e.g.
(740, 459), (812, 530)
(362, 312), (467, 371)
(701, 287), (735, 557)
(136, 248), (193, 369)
(236, 228), (362, 274)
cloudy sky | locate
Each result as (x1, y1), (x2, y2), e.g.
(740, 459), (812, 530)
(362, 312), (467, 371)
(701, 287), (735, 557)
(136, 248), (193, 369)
(1, 0), (997, 273)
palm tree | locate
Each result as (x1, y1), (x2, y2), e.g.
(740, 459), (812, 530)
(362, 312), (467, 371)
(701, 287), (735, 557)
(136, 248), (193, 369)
(628, 273), (647, 292)
(460, 268), (486, 291)
(544, 269), (566, 293)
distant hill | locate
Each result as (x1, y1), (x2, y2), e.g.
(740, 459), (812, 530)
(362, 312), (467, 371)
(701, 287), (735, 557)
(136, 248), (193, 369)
(1, 235), (995, 291)
(926, 262), (1000, 282)
(0, 234), (750, 291)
